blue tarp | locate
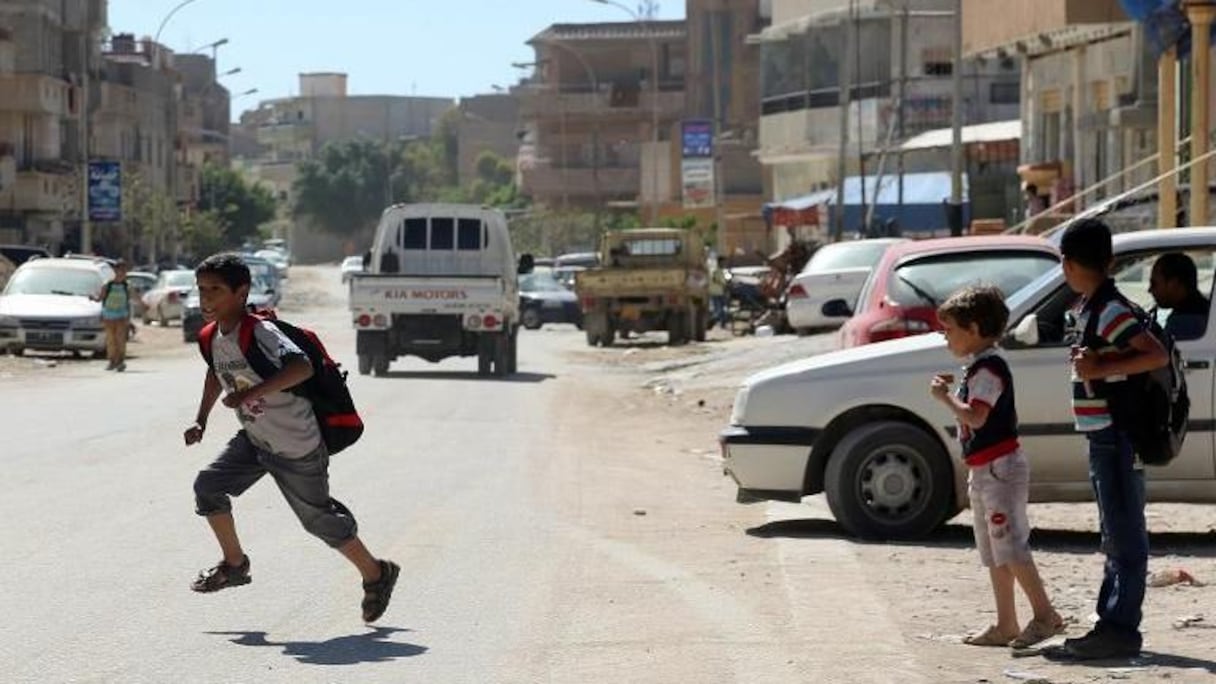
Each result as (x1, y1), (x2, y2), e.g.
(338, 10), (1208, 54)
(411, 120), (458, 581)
(1117, 0), (1202, 57)
(763, 172), (970, 234)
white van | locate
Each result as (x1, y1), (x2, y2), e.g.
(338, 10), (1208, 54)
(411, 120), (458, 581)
(348, 204), (532, 377)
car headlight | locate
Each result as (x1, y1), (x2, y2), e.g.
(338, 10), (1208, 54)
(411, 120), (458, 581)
(730, 386), (750, 425)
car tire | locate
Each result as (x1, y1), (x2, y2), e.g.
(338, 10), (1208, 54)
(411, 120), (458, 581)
(522, 308), (543, 331)
(823, 421), (954, 540)
(372, 356), (390, 377)
(477, 335), (493, 375)
(12, 347), (24, 357)
(158, 305), (168, 327)
(506, 328), (518, 374)
(92, 349), (106, 360)
(694, 306), (708, 342)
(668, 311), (689, 346)
(357, 354), (372, 376)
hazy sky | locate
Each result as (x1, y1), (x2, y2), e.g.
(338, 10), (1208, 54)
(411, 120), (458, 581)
(109, 0), (684, 112)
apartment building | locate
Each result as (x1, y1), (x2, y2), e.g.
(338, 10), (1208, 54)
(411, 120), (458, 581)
(518, 21), (688, 215)
(177, 53), (231, 169)
(0, 0), (104, 250)
(963, 0), (1153, 228)
(757, 0), (1020, 236)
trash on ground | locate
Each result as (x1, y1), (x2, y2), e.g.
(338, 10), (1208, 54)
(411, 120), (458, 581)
(1148, 567), (1204, 588)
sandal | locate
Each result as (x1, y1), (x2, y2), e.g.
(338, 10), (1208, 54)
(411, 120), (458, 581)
(1010, 615), (1066, 649)
(191, 555), (252, 593)
(362, 559), (400, 623)
(964, 624), (1016, 647)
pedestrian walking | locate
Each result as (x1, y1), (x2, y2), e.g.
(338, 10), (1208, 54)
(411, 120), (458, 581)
(184, 253), (399, 622)
(1056, 219), (1169, 660)
(98, 259), (131, 371)
(930, 285), (1063, 649)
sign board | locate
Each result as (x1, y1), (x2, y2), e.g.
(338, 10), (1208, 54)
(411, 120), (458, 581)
(681, 120), (713, 159)
(88, 160), (122, 222)
(681, 158), (715, 209)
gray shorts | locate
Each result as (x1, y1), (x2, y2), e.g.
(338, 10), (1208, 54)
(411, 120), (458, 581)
(193, 431), (358, 548)
(968, 450), (1033, 567)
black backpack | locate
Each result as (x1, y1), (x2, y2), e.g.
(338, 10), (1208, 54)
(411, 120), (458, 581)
(1082, 290), (1189, 466)
(198, 314), (364, 455)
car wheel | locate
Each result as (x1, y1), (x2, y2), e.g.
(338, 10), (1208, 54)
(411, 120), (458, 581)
(477, 335), (493, 375)
(92, 349), (106, 360)
(668, 310), (689, 346)
(521, 307), (543, 331)
(372, 356), (390, 377)
(158, 305), (168, 327)
(13, 347), (24, 357)
(357, 354), (372, 376)
(506, 328), (518, 374)
(694, 306), (708, 342)
(824, 421), (954, 540)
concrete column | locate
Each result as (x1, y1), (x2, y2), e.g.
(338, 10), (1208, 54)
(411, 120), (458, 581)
(1187, 2), (1215, 227)
(1160, 48), (1178, 228)
(1071, 47), (1086, 209)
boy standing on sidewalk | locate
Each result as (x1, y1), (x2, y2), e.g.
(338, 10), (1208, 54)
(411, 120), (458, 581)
(98, 259), (131, 371)
(1057, 219), (1168, 660)
(184, 253), (399, 622)
(930, 285), (1063, 649)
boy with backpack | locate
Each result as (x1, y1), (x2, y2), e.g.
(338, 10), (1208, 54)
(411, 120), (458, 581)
(1057, 219), (1170, 660)
(98, 259), (131, 371)
(184, 253), (399, 622)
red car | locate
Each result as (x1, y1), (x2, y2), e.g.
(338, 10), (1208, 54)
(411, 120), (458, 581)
(834, 235), (1060, 349)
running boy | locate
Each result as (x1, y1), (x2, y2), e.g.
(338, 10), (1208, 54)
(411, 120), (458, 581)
(930, 285), (1063, 649)
(184, 253), (399, 622)
(1056, 218), (1168, 660)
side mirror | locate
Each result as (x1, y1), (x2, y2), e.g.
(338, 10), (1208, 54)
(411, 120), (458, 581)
(518, 253), (535, 275)
(821, 298), (853, 318)
(1007, 313), (1040, 347)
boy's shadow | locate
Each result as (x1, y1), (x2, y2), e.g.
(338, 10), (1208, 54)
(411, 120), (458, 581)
(206, 627), (427, 666)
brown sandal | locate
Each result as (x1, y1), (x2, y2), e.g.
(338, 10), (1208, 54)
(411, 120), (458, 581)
(1010, 615), (1067, 649)
(191, 555), (252, 593)
(964, 625), (1016, 647)
(361, 559), (400, 622)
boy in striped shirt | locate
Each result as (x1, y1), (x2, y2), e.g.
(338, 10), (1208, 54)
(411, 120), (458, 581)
(1057, 219), (1168, 661)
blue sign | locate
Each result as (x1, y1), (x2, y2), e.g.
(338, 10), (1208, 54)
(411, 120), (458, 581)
(88, 160), (122, 222)
(682, 120), (713, 159)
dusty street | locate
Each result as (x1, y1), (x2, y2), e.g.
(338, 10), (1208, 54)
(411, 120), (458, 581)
(1, 266), (1213, 683)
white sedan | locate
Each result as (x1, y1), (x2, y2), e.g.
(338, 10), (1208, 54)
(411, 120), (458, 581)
(142, 269), (196, 326)
(721, 228), (1216, 540)
(784, 238), (905, 333)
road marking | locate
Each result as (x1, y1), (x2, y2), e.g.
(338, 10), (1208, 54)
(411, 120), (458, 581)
(765, 498), (929, 683)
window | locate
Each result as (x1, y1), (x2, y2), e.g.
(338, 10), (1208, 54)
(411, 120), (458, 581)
(621, 238), (681, 256)
(457, 219), (483, 250)
(990, 82), (1020, 105)
(805, 240), (893, 273)
(885, 251), (1058, 310)
(401, 218), (427, 250)
(431, 218), (455, 250)
(924, 61), (953, 77)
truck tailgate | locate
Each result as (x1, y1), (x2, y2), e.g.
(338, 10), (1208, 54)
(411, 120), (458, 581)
(576, 268), (686, 295)
(350, 276), (504, 313)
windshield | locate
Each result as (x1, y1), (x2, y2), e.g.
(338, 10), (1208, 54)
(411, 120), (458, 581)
(166, 271), (195, 288)
(3, 266), (102, 297)
(520, 273), (567, 292)
(806, 240), (893, 272)
(248, 262), (275, 280)
(883, 251), (1059, 310)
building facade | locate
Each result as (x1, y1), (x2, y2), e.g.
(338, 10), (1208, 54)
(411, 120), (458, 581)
(455, 92), (521, 189)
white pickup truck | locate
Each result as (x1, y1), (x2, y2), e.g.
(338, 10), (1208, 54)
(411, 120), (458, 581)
(349, 204), (531, 377)
(721, 228), (1216, 540)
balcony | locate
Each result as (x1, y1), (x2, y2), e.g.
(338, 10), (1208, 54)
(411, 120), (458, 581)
(521, 165), (640, 201)
(12, 171), (66, 213)
(0, 74), (76, 117)
(521, 88), (685, 121)
(963, 0), (1128, 57)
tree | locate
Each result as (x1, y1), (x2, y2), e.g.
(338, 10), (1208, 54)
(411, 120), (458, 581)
(180, 209), (227, 258)
(198, 165), (278, 247)
(120, 171), (176, 263)
(293, 139), (413, 237)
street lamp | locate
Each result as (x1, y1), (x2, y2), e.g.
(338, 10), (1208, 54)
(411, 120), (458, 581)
(590, 0), (660, 224)
(194, 38), (229, 56)
(234, 88), (259, 100)
(220, 67), (241, 78)
(154, 0), (203, 47)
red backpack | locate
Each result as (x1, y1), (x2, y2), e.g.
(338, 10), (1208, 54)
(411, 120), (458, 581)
(198, 314), (364, 454)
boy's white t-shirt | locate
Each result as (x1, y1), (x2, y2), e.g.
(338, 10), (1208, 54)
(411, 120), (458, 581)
(211, 320), (322, 459)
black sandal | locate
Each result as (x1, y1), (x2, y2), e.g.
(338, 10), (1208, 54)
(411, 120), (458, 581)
(361, 559), (400, 622)
(191, 555), (252, 593)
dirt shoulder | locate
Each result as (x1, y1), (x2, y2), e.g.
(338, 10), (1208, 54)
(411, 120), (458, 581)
(573, 331), (1216, 682)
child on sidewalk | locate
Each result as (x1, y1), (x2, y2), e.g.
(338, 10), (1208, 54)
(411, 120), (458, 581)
(930, 285), (1063, 649)
(184, 253), (399, 622)
(98, 259), (131, 371)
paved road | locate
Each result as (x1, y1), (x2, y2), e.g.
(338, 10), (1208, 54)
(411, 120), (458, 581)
(0, 268), (836, 683)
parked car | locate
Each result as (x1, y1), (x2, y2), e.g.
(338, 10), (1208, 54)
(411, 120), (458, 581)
(242, 255), (282, 307)
(720, 227), (1216, 540)
(255, 249), (289, 279)
(126, 271), (157, 321)
(834, 235), (1060, 349)
(142, 269), (196, 325)
(341, 255), (364, 283)
(554, 251), (599, 290)
(0, 245), (51, 290)
(785, 238), (906, 334)
(0, 257), (113, 357)
(519, 271), (582, 330)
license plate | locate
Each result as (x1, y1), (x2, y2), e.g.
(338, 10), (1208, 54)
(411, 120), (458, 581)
(543, 300), (563, 309)
(27, 331), (64, 345)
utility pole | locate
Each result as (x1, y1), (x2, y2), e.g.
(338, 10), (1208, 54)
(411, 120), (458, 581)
(79, 26), (92, 254)
(854, 0), (867, 232)
(897, 5), (909, 213)
(834, 2), (853, 241)
(948, 0), (964, 235)
(709, 2), (726, 253)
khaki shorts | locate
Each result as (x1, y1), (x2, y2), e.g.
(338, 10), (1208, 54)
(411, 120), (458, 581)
(968, 450), (1033, 567)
